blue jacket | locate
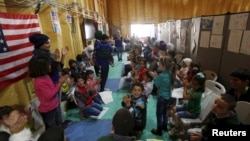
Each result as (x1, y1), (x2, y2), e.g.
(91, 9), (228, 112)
(95, 41), (113, 67)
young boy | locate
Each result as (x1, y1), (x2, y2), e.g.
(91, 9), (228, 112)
(228, 68), (250, 102)
(74, 75), (103, 118)
(97, 108), (136, 141)
(122, 82), (147, 138)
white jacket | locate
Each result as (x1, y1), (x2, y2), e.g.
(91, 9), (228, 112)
(0, 124), (33, 141)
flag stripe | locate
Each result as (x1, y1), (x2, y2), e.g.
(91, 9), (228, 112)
(0, 46), (33, 59)
(0, 12), (40, 89)
(0, 71), (28, 88)
(1, 23), (40, 30)
(0, 67), (28, 82)
(0, 53), (32, 71)
(0, 62), (28, 78)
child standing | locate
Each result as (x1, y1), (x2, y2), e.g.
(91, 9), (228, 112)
(122, 82), (147, 138)
(168, 72), (206, 136)
(150, 56), (176, 136)
(74, 75), (103, 117)
(85, 70), (104, 105)
(28, 55), (68, 130)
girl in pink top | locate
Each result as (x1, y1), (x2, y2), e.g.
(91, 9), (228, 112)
(28, 55), (68, 129)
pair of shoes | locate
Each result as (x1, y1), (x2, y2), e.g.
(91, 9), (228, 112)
(151, 128), (162, 136)
(168, 127), (181, 136)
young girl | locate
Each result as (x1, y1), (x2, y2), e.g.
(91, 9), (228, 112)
(150, 56), (176, 136)
(85, 70), (104, 105)
(122, 82), (147, 137)
(168, 72), (206, 136)
(74, 75), (103, 118)
(28, 55), (68, 129)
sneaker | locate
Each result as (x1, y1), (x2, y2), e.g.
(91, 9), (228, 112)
(151, 128), (162, 136)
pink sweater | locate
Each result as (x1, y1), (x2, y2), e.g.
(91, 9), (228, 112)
(34, 76), (60, 113)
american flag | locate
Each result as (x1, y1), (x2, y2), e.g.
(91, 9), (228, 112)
(0, 12), (40, 89)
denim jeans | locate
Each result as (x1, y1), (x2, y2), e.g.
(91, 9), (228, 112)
(176, 104), (199, 119)
(93, 94), (104, 105)
(83, 102), (103, 117)
(116, 46), (123, 60)
(156, 97), (169, 130)
(40, 107), (58, 130)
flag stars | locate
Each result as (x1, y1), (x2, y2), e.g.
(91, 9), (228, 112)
(3, 46), (7, 51)
(0, 38), (4, 44)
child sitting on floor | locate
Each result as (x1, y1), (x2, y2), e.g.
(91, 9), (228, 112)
(74, 75), (103, 118)
(85, 70), (104, 105)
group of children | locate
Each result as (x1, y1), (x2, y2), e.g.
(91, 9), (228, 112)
(1, 31), (250, 141)
(115, 37), (208, 138)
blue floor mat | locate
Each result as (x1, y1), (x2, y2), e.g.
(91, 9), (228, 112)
(65, 119), (112, 141)
(105, 78), (120, 92)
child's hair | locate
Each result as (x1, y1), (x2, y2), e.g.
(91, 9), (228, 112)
(61, 68), (70, 76)
(139, 57), (147, 67)
(85, 69), (94, 77)
(76, 54), (83, 61)
(102, 34), (109, 40)
(28, 55), (50, 78)
(74, 75), (84, 83)
(189, 62), (201, 73)
(112, 108), (134, 136)
(159, 56), (176, 87)
(145, 71), (153, 81)
(230, 68), (250, 81)
(192, 72), (206, 92)
(38, 127), (65, 141)
(167, 50), (176, 59)
(131, 82), (144, 92)
(0, 106), (13, 120)
(68, 59), (77, 67)
(220, 94), (236, 111)
(0, 131), (10, 141)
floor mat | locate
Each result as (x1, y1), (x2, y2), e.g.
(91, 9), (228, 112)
(65, 119), (112, 141)
(105, 78), (120, 92)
